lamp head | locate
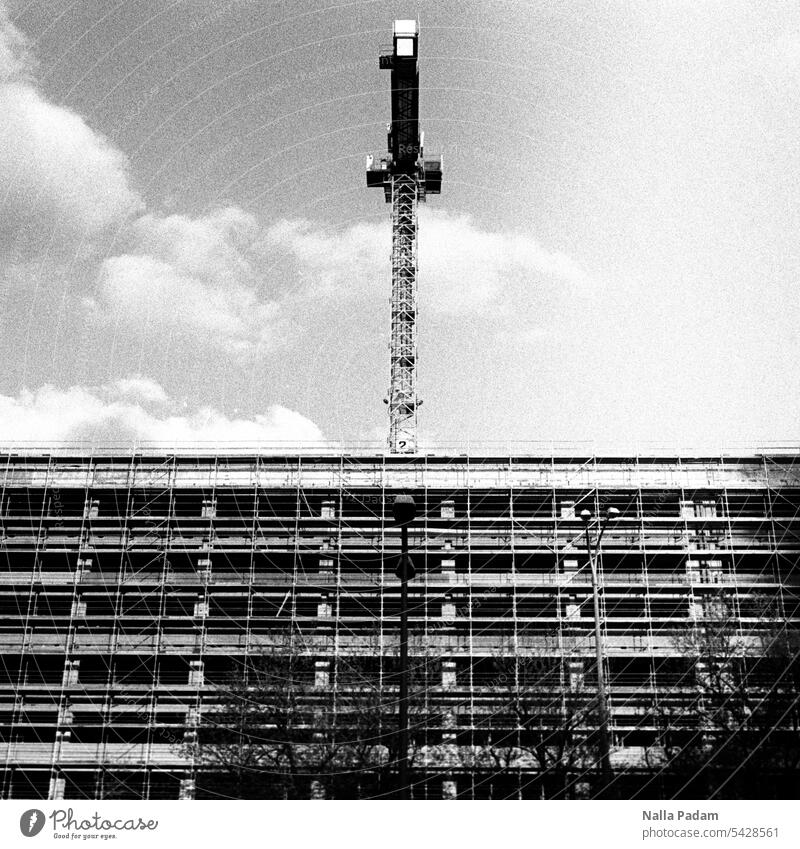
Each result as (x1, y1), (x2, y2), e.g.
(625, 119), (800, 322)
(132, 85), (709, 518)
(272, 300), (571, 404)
(579, 509), (592, 523)
(392, 494), (416, 525)
(605, 506), (620, 520)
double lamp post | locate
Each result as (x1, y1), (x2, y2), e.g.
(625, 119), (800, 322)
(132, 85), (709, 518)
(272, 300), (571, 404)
(580, 506), (620, 789)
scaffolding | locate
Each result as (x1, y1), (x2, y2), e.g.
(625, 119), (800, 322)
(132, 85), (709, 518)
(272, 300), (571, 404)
(0, 450), (797, 798)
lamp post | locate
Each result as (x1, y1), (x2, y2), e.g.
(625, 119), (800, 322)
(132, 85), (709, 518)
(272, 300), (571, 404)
(579, 506), (619, 792)
(392, 494), (416, 799)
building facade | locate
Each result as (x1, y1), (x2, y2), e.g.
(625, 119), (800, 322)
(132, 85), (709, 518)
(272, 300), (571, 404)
(0, 450), (798, 799)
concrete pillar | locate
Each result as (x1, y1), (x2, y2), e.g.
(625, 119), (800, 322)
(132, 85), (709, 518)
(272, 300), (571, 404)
(315, 660), (331, 688)
(440, 500), (455, 519)
(686, 558), (701, 583)
(198, 557), (212, 581)
(318, 557), (335, 580)
(565, 595), (581, 621)
(560, 500), (576, 519)
(441, 558), (456, 582)
(62, 660), (79, 686)
(189, 660), (204, 687)
(562, 557), (579, 579)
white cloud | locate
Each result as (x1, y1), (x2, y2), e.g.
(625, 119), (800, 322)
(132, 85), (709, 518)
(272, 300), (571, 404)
(263, 218), (387, 292)
(0, 9), (141, 262)
(108, 375), (168, 405)
(265, 210), (590, 313)
(0, 11), (276, 354)
(0, 378), (324, 446)
(418, 211), (590, 312)
(95, 205), (582, 354)
(0, 11), (32, 80)
(95, 208), (280, 353)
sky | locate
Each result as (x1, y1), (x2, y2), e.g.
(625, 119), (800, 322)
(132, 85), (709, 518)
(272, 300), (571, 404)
(0, 0), (798, 450)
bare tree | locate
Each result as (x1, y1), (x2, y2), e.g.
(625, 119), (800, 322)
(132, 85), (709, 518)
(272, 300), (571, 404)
(646, 593), (800, 798)
(184, 628), (446, 799)
(470, 647), (601, 799)
(183, 632), (396, 799)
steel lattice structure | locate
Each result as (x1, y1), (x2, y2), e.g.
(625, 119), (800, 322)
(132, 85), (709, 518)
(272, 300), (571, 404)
(388, 174), (419, 453)
(367, 20), (442, 454)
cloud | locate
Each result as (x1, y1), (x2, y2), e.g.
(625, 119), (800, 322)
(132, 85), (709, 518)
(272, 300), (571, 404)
(108, 375), (169, 405)
(0, 10), (32, 80)
(0, 9), (141, 263)
(93, 207), (281, 353)
(264, 210), (590, 313)
(263, 218), (387, 291)
(0, 6), (588, 363)
(0, 378), (324, 446)
(88, 206), (585, 356)
(0, 11), (277, 355)
(418, 211), (590, 312)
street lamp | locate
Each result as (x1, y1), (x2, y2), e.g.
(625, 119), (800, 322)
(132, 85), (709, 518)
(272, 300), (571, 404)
(392, 494), (416, 799)
(579, 505), (620, 792)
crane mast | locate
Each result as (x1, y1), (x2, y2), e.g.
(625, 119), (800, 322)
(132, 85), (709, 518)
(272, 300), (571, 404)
(367, 20), (442, 454)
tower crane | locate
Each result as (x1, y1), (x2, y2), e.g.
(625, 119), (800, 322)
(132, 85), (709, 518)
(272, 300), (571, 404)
(367, 20), (442, 454)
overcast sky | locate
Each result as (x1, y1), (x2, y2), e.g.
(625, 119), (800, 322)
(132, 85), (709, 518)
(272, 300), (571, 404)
(0, 0), (797, 450)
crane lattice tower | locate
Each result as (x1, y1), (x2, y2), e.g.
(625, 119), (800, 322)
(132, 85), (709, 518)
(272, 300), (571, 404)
(367, 20), (442, 454)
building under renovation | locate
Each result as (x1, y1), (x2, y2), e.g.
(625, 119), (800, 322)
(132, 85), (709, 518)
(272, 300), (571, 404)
(0, 447), (798, 799)
(1, 19), (798, 802)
